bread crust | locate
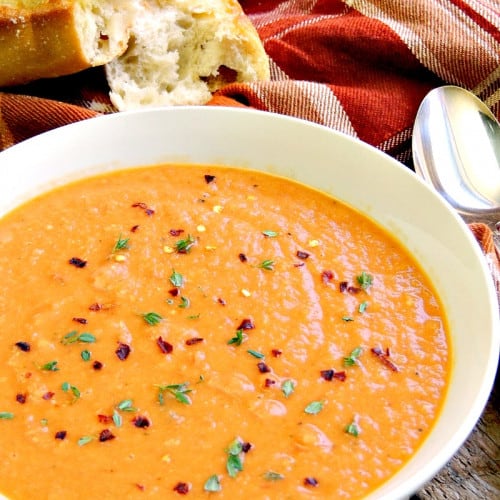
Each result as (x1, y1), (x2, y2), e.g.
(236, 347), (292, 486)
(0, 1), (129, 87)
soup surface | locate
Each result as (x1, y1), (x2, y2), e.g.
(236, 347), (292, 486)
(0, 165), (449, 499)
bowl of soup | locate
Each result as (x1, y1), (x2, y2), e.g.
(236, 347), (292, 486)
(0, 107), (497, 499)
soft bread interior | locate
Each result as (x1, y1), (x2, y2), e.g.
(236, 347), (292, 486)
(75, 0), (133, 65)
(105, 0), (269, 110)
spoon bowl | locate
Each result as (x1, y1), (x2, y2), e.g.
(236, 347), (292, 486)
(412, 85), (500, 219)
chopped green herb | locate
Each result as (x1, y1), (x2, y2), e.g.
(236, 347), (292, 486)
(80, 349), (91, 361)
(0, 412), (14, 420)
(61, 382), (80, 401)
(227, 453), (243, 478)
(228, 329), (245, 346)
(343, 347), (363, 367)
(226, 439), (244, 478)
(304, 400), (324, 415)
(112, 411), (122, 428)
(141, 311), (163, 326)
(204, 475), (221, 492)
(179, 296), (190, 308)
(77, 436), (94, 446)
(342, 316), (354, 322)
(187, 313), (200, 320)
(40, 418), (48, 426)
(41, 360), (59, 371)
(247, 349), (264, 359)
(169, 269), (184, 287)
(281, 379), (295, 398)
(116, 399), (136, 412)
(258, 259), (275, 271)
(262, 230), (279, 238)
(157, 383), (192, 405)
(358, 301), (368, 313)
(263, 471), (284, 481)
(356, 271), (373, 290)
(61, 331), (96, 344)
(112, 234), (130, 253)
(345, 421), (360, 437)
(175, 234), (195, 253)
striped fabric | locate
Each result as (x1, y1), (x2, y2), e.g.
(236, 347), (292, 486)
(0, 0), (499, 291)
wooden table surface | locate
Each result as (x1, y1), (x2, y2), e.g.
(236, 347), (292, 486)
(411, 373), (499, 500)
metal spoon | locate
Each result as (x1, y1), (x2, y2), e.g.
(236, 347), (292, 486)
(412, 85), (500, 234)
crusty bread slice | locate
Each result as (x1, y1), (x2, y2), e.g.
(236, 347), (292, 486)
(105, 0), (270, 110)
(0, 0), (132, 87)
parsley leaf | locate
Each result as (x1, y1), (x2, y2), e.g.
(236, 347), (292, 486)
(258, 259), (275, 271)
(228, 329), (245, 346)
(141, 311), (163, 326)
(169, 269), (184, 287)
(281, 379), (295, 398)
(204, 475), (221, 492)
(112, 234), (130, 253)
(157, 383), (192, 405)
(356, 271), (373, 290)
(343, 346), (363, 367)
(304, 400), (324, 415)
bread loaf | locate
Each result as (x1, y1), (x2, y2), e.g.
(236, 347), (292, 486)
(0, 0), (132, 87)
(105, 0), (270, 110)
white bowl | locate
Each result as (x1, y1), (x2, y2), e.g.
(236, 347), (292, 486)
(0, 107), (498, 499)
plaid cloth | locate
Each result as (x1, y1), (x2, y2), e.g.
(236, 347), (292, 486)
(0, 0), (499, 293)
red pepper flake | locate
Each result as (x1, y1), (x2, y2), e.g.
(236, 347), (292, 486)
(204, 174), (216, 184)
(130, 225), (140, 233)
(99, 32), (109, 40)
(347, 286), (361, 294)
(132, 416), (151, 428)
(42, 391), (55, 400)
(136, 484), (145, 492)
(168, 287), (180, 297)
(371, 347), (400, 372)
(320, 369), (335, 381)
(296, 250), (310, 260)
(72, 317), (88, 324)
(132, 202), (155, 216)
(271, 349), (282, 357)
(93, 360), (104, 370)
(238, 253), (247, 263)
(55, 430), (67, 440)
(321, 270), (334, 283)
(257, 362), (270, 374)
(320, 369), (346, 382)
(294, 262), (305, 268)
(217, 297), (226, 306)
(185, 337), (204, 346)
(69, 257), (87, 268)
(115, 343), (131, 361)
(304, 477), (319, 487)
(15, 341), (31, 352)
(99, 429), (115, 442)
(88, 302), (114, 311)
(237, 318), (255, 330)
(173, 482), (190, 494)
(16, 393), (27, 404)
(241, 442), (252, 453)
(98, 414), (113, 424)
(264, 378), (275, 387)
(169, 229), (184, 236)
(339, 281), (349, 293)
(156, 337), (173, 354)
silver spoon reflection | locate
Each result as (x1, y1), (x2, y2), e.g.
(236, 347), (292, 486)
(412, 85), (500, 226)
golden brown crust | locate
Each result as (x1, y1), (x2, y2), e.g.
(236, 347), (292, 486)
(0, 3), (88, 86)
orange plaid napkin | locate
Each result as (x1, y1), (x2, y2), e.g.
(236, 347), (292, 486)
(0, 0), (499, 296)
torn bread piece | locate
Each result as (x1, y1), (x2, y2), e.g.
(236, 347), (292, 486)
(105, 0), (270, 110)
(0, 0), (133, 87)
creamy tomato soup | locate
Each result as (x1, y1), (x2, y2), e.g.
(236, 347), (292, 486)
(0, 165), (449, 499)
